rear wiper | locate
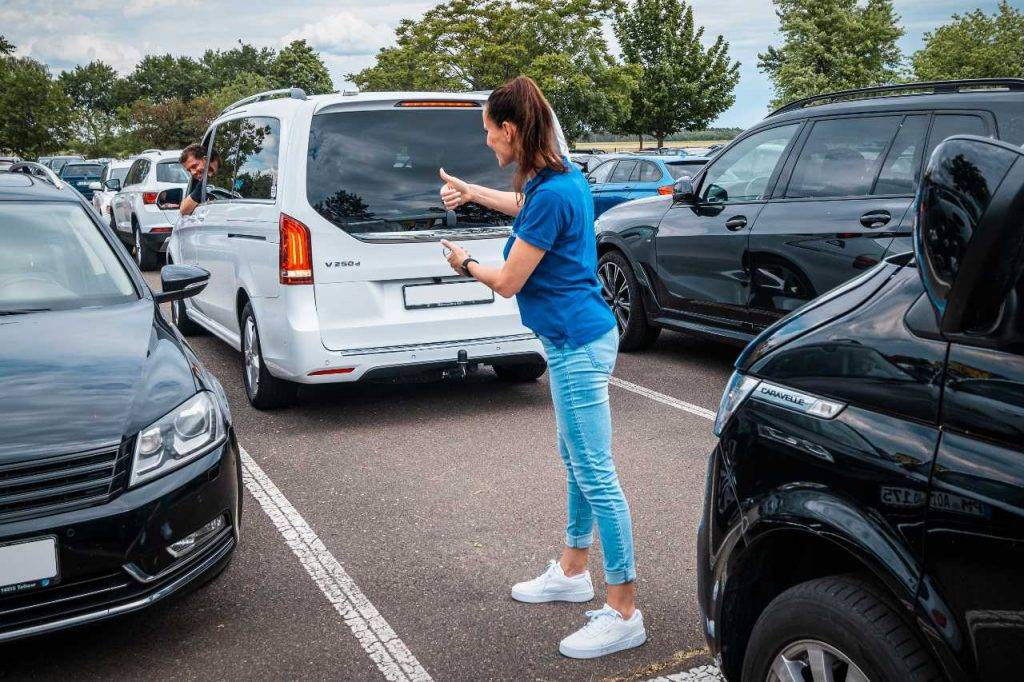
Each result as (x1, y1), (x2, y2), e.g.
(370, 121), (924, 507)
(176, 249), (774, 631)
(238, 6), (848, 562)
(0, 307), (51, 316)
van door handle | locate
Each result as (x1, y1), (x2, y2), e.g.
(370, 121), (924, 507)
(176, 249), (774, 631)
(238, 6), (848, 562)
(725, 216), (748, 231)
(860, 210), (891, 228)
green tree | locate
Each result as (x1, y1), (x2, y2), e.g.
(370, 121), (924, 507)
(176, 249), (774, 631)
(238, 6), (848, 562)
(58, 61), (124, 156)
(758, 0), (904, 108)
(350, 0), (637, 143)
(0, 35), (14, 56)
(0, 56), (75, 156)
(208, 72), (275, 111)
(202, 43), (277, 86)
(129, 97), (219, 150)
(615, 0), (739, 147)
(124, 54), (207, 103)
(272, 40), (333, 94)
(912, 2), (1024, 81)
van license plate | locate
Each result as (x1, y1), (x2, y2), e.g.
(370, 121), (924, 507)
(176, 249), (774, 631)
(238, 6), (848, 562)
(0, 537), (58, 594)
(403, 281), (495, 309)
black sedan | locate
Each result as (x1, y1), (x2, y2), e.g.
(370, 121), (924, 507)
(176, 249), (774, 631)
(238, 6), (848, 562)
(0, 165), (240, 642)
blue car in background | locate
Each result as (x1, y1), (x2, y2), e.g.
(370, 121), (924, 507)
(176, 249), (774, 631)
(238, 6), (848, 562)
(59, 161), (107, 201)
(587, 154), (708, 217)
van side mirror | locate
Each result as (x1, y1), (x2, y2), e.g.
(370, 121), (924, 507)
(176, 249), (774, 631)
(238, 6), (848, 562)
(155, 264), (209, 304)
(105, 178), (121, 191)
(156, 187), (183, 210)
(915, 135), (1024, 339)
(672, 177), (696, 204)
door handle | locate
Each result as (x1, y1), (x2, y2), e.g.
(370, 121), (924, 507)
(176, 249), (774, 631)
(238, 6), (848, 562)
(725, 215), (748, 231)
(860, 210), (891, 228)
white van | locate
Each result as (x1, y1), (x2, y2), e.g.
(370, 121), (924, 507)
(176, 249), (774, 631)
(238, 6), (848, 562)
(167, 89), (549, 408)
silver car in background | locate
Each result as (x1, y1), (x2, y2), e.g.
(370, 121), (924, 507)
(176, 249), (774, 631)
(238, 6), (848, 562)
(92, 159), (133, 223)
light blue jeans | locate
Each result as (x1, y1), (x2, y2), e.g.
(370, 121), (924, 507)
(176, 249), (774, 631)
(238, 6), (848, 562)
(539, 326), (636, 585)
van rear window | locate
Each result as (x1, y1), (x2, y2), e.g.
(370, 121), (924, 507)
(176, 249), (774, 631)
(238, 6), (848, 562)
(306, 109), (515, 237)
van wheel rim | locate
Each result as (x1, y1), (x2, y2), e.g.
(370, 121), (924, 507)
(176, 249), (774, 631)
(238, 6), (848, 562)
(244, 317), (260, 395)
(768, 639), (870, 682)
(599, 261), (630, 332)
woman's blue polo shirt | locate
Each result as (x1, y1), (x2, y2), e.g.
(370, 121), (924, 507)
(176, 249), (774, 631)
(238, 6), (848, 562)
(502, 159), (616, 348)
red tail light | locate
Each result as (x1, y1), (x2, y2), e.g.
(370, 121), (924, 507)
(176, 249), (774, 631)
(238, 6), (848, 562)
(142, 192), (159, 204)
(150, 227), (172, 234)
(395, 100), (479, 108)
(280, 213), (313, 285)
(657, 184), (675, 195)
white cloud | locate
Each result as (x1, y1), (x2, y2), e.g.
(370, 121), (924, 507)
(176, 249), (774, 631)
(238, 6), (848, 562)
(282, 10), (395, 56)
(24, 35), (144, 73)
(122, 0), (197, 17)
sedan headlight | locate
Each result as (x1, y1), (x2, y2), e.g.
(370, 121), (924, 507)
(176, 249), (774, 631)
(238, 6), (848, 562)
(131, 392), (225, 486)
(714, 371), (760, 437)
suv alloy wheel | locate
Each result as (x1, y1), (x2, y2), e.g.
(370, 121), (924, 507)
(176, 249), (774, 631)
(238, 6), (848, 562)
(598, 250), (661, 351)
(241, 302), (297, 409)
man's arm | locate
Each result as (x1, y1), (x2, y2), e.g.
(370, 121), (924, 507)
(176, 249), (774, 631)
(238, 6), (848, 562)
(180, 195), (199, 216)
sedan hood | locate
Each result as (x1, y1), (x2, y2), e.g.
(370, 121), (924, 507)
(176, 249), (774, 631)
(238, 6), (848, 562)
(0, 301), (197, 462)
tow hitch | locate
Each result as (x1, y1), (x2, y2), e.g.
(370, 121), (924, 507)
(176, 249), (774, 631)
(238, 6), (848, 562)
(442, 350), (478, 380)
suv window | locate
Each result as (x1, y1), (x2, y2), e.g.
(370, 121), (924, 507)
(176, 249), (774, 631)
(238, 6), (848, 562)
(0, 202), (135, 312)
(925, 114), (988, 162)
(124, 160), (147, 186)
(610, 160), (637, 183)
(786, 116), (901, 198)
(306, 108), (515, 235)
(156, 161), (189, 184)
(702, 124), (799, 203)
(233, 117), (280, 200)
(636, 162), (661, 183)
(588, 160), (615, 184)
(873, 115), (929, 196)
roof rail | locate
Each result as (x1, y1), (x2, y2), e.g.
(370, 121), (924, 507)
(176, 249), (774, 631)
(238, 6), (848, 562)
(140, 148), (162, 154)
(221, 87), (308, 115)
(768, 78), (1024, 117)
(8, 161), (64, 189)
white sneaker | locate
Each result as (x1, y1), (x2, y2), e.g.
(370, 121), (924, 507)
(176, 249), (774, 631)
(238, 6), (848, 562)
(559, 604), (647, 659)
(510, 560), (595, 603)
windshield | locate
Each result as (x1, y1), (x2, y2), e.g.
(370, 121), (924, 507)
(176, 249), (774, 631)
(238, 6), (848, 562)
(307, 108), (514, 236)
(0, 202), (136, 312)
(61, 164), (103, 179)
(156, 161), (189, 183)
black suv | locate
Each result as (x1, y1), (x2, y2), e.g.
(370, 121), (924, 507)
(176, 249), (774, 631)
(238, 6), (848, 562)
(700, 136), (1024, 681)
(595, 79), (1024, 351)
(0, 163), (239, 642)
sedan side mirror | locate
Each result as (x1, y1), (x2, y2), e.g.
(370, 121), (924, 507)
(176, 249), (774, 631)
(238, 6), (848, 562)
(672, 177), (697, 204)
(105, 178), (121, 191)
(156, 187), (183, 210)
(915, 135), (1024, 339)
(155, 264), (209, 304)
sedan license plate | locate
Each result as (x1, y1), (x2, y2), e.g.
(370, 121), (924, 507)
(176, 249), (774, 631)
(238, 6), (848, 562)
(403, 281), (494, 310)
(0, 537), (58, 595)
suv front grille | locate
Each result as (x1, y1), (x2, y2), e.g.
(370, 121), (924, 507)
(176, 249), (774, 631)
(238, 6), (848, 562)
(0, 443), (129, 522)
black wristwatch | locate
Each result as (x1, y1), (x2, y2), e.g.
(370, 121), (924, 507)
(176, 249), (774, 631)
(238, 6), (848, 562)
(461, 257), (480, 277)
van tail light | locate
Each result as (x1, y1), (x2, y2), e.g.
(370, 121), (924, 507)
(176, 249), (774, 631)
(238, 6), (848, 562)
(280, 214), (313, 285)
(142, 192), (159, 204)
(150, 227), (172, 234)
(657, 184), (675, 195)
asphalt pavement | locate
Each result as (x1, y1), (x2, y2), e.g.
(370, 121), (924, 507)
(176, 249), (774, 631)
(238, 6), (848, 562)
(2, 273), (739, 681)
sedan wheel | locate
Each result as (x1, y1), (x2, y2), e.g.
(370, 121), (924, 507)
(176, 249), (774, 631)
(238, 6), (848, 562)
(768, 639), (869, 682)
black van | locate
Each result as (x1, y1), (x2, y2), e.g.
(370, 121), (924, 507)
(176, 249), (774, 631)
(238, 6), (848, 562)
(699, 135), (1024, 681)
(595, 79), (1024, 352)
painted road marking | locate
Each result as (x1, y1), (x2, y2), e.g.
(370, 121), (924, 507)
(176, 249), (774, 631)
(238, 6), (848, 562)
(648, 664), (724, 681)
(610, 376), (716, 421)
(240, 447), (432, 682)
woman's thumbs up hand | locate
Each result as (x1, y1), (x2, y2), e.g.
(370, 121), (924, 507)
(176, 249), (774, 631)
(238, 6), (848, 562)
(439, 168), (474, 210)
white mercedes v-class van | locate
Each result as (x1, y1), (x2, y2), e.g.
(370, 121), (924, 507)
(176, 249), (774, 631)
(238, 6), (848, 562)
(168, 88), (553, 408)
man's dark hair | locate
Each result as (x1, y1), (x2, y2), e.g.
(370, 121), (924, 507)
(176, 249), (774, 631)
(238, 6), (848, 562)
(180, 143), (205, 164)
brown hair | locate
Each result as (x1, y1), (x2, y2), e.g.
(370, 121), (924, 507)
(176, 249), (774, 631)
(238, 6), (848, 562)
(486, 75), (565, 194)
(179, 143), (221, 166)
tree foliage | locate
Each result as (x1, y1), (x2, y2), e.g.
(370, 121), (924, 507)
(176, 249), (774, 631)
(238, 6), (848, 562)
(758, 0), (903, 109)
(57, 61), (124, 156)
(350, 0), (638, 143)
(0, 35), (14, 56)
(615, 0), (739, 146)
(912, 2), (1024, 81)
(129, 97), (220, 150)
(273, 40), (333, 95)
(0, 56), (75, 156)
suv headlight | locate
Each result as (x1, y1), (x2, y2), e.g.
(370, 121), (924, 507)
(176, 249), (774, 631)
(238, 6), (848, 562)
(714, 371), (760, 437)
(131, 392), (225, 486)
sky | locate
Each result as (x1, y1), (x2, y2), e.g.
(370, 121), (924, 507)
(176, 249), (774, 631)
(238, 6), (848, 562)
(2, 0), (1015, 129)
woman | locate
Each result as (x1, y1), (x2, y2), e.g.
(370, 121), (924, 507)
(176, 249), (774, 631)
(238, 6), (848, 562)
(439, 76), (645, 659)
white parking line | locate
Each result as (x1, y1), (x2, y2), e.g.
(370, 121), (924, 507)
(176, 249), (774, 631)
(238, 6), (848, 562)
(610, 376), (716, 421)
(648, 664), (724, 681)
(239, 447), (432, 682)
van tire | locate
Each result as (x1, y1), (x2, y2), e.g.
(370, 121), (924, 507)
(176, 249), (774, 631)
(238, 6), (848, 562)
(742, 574), (941, 682)
(241, 303), (297, 409)
(598, 250), (660, 352)
(493, 360), (547, 382)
